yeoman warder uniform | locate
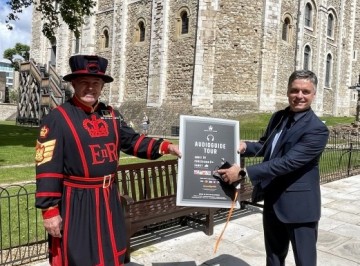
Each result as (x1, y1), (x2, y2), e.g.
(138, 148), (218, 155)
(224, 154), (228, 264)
(35, 55), (172, 266)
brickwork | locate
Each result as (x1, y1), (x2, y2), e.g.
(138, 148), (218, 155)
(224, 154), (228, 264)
(29, 0), (360, 134)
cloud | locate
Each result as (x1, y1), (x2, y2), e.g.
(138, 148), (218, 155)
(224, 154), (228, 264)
(0, 2), (32, 61)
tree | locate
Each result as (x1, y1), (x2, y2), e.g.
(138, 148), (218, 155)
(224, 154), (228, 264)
(5, 0), (96, 41)
(3, 43), (30, 71)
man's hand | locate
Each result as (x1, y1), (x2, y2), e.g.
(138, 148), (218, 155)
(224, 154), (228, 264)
(168, 144), (182, 158)
(238, 141), (247, 154)
(43, 215), (63, 238)
(217, 164), (241, 185)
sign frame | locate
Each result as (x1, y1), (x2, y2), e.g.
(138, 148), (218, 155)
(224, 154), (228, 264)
(176, 115), (240, 208)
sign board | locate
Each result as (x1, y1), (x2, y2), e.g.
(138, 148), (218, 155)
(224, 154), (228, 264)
(176, 115), (240, 208)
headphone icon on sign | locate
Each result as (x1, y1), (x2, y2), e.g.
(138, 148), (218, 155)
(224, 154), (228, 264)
(207, 134), (214, 142)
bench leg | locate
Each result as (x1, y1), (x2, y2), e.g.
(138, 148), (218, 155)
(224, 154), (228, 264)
(180, 217), (188, 226)
(124, 219), (132, 263)
(204, 208), (215, 236)
(124, 231), (131, 263)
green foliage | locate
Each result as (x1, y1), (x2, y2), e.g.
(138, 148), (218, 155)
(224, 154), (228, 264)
(9, 88), (19, 103)
(5, 0), (96, 41)
(3, 42), (30, 71)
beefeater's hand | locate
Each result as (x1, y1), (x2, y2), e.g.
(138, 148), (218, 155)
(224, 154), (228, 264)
(43, 215), (63, 238)
(168, 144), (182, 158)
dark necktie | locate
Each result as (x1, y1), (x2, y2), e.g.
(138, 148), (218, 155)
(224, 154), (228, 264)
(284, 112), (295, 131)
(270, 112), (294, 157)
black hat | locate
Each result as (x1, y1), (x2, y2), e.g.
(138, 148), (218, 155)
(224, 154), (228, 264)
(62, 55), (114, 83)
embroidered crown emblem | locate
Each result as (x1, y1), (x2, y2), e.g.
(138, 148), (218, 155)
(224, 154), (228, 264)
(40, 126), (49, 138)
(83, 115), (109, 137)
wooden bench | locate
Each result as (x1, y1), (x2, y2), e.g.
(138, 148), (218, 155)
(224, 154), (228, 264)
(117, 159), (256, 262)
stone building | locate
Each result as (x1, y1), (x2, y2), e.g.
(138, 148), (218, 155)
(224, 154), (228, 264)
(30, 0), (360, 133)
(0, 72), (6, 103)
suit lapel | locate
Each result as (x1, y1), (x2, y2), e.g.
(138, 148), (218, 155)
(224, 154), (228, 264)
(271, 109), (313, 158)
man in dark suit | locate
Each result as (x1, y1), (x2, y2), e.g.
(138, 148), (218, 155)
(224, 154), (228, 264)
(218, 70), (329, 266)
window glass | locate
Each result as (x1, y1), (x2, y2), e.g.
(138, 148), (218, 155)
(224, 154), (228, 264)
(305, 3), (312, 27)
(327, 14), (333, 37)
(325, 54), (332, 87)
(282, 17), (290, 41)
(139, 22), (145, 42)
(181, 11), (189, 34)
(304, 45), (311, 70)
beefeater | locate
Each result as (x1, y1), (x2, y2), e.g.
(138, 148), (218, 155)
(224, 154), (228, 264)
(35, 54), (181, 266)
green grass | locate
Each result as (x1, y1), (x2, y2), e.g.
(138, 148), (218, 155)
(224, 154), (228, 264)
(0, 184), (45, 249)
(320, 116), (355, 126)
(236, 113), (273, 130)
(0, 166), (35, 184)
(0, 121), (178, 183)
(0, 115), (357, 251)
(0, 123), (38, 166)
(0, 113), (355, 183)
(237, 112), (355, 131)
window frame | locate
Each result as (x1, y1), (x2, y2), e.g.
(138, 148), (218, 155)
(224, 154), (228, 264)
(282, 15), (293, 42)
(100, 27), (110, 49)
(325, 53), (333, 87)
(303, 45), (312, 70)
(304, 3), (313, 28)
(175, 6), (191, 39)
(134, 18), (147, 43)
(74, 37), (81, 54)
(327, 13), (334, 38)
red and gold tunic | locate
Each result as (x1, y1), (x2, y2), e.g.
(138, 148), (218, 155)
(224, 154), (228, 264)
(35, 97), (169, 266)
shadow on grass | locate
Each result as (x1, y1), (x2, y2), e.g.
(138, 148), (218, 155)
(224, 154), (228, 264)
(0, 123), (39, 147)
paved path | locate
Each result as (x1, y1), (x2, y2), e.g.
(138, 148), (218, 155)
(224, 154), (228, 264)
(32, 175), (360, 266)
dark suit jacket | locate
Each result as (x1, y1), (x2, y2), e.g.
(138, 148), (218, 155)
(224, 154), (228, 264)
(244, 107), (329, 223)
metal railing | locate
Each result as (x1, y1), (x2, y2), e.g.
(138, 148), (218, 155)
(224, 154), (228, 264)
(0, 183), (47, 265)
(1, 130), (360, 265)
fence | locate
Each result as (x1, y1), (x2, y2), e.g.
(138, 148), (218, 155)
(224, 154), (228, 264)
(0, 183), (47, 265)
(1, 130), (360, 265)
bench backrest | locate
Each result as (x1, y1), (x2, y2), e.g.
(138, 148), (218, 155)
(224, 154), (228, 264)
(117, 159), (178, 201)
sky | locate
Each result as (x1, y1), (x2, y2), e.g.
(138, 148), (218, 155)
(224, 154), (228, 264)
(0, 0), (32, 61)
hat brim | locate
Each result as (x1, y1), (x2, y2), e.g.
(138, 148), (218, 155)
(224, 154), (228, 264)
(63, 73), (114, 83)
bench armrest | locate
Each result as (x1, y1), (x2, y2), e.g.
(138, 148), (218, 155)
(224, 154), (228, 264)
(120, 194), (135, 206)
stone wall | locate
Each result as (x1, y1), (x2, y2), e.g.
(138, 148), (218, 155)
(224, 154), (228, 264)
(29, 0), (360, 131)
(0, 104), (17, 121)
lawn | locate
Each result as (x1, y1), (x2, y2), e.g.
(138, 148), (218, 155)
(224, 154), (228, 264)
(0, 115), (357, 250)
(0, 121), (178, 184)
(0, 113), (355, 184)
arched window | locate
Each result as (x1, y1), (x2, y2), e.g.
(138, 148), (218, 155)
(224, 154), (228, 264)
(327, 13), (334, 38)
(176, 7), (191, 38)
(282, 17), (291, 41)
(100, 28), (110, 49)
(135, 19), (146, 43)
(181, 11), (189, 34)
(50, 38), (57, 66)
(104, 29), (109, 48)
(305, 3), (312, 27)
(139, 21), (145, 42)
(325, 54), (332, 87)
(75, 37), (80, 54)
(304, 45), (311, 70)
